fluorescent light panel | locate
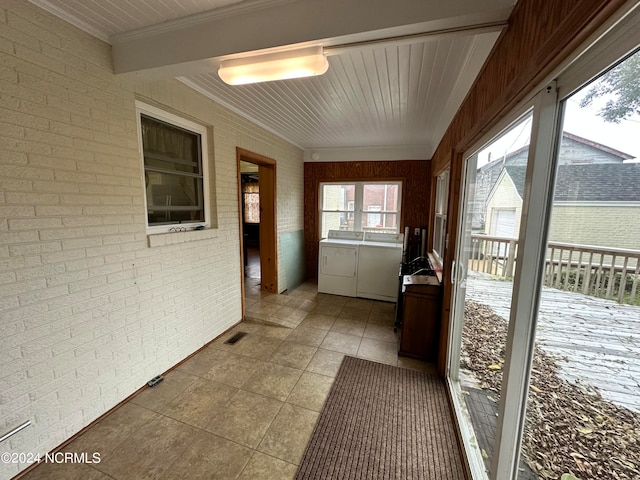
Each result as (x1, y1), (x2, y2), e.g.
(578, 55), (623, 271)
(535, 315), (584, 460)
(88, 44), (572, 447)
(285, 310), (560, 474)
(218, 47), (328, 85)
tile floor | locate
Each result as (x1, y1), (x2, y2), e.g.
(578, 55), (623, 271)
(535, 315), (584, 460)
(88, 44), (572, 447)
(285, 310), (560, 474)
(22, 281), (435, 480)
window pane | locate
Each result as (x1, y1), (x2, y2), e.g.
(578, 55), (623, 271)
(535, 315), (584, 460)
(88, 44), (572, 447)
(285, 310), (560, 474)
(363, 184), (399, 212)
(322, 184), (354, 210)
(321, 212), (349, 238)
(244, 192), (260, 223)
(146, 172), (202, 208)
(361, 213), (398, 233)
(519, 50), (640, 480)
(141, 115), (200, 165)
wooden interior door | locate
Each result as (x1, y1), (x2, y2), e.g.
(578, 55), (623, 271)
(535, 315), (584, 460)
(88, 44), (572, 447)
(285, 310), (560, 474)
(258, 163), (277, 293)
(237, 148), (278, 302)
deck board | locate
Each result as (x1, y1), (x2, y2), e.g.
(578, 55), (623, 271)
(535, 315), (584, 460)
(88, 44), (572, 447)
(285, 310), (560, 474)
(466, 271), (640, 412)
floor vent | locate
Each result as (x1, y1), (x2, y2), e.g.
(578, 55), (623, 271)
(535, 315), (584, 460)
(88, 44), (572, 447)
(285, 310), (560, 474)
(224, 332), (248, 345)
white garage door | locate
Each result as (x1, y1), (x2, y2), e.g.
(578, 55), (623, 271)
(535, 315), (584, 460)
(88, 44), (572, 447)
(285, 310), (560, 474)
(491, 209), (516, 257)
(492, 209), (516, 238)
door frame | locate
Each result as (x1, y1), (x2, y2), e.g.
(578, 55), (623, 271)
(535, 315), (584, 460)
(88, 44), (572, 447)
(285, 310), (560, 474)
(237, 148), (278, 316)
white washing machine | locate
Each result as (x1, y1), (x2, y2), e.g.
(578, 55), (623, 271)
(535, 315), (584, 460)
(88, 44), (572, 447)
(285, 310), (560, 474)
(357, 232), (404, 302)
(318, 230), (363, 297)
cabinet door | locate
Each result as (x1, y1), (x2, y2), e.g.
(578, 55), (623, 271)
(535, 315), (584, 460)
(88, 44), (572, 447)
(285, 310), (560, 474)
(319, 245), (358, 277)
(400, 292), (441, 361)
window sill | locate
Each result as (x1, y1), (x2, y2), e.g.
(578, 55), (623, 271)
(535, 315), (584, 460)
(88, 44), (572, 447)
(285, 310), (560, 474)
(147, 228), (217, 247)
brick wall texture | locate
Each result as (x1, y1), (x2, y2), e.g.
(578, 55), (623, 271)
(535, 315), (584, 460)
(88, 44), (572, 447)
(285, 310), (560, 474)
(0, 1), (303, 477)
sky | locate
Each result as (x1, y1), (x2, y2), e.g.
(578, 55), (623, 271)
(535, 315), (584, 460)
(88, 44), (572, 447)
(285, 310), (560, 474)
(476, 83), (640, 168)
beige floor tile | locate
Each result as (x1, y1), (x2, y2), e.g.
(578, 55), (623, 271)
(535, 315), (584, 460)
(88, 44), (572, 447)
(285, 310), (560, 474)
(357, 337), (398, 366)
(319, 331), (361, 355)
(173, 346), (228, 378)
(315, 293), (348, 305)
(269, 342), (317, 370)
(286, 298), (317, 312)
(254, 324), (293, 340)
(242, 362), (303, 401)
(204, 351), (262, 388)
(337, 306), (370, 322)
(161, 378), (237, 427)
(238, 452), (297, 480)
(298, 313), (336, 330)
(218, 333), (282, 360)
(287, 371), (334, 412)
(162, 430), (252, 480)
(63, 402), (156, 456)
(330, 318), (366, 336)
(261, 294), (293, 306)
(21, 462), (111, 480)
(246, 301), (282, 317)
(206, 390), (283, 448)
(131, 370), (199, 413)
(258, 403), (319, 465)
(371, 301), (396, 313)
(305, 349), (346, 377)
(363, 322), (398, 343)
(368, 309), (396, 326)
(284, 325), (328, 347)
(310, 302), (343, 316)
(342, 297), (375, 310)
(268, 306), (308, 328)
(96, 414), (198, 480)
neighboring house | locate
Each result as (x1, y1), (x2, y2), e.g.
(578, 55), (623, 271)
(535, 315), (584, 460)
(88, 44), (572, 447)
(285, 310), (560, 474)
(471, 132), (633, 232)
(485, 163), (640, 251)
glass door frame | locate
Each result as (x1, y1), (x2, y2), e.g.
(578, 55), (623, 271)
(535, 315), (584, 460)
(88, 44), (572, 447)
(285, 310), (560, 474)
(446, 3), (640, 478)
(446, 90), (560, 479)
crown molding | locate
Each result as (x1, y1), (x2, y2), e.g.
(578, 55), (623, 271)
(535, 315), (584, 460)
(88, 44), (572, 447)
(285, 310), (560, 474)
(28, 0), (111, 42)
(111, 0), (297, 45)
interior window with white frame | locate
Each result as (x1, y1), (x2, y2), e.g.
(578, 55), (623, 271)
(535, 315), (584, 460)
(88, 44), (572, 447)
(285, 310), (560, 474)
(433, 169), (449, 264)
(136, 102), (210, 233)
(319, 181), (402, 238)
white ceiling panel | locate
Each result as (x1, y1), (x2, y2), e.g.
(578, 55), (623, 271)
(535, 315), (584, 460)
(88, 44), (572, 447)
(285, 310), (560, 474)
(31, 0), (251, 38)
(28, 0), (512, 158)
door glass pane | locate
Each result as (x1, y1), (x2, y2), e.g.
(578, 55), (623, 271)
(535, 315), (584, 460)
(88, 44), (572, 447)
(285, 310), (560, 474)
(519, 50), (640, 480)
(450, 111), (534, 478)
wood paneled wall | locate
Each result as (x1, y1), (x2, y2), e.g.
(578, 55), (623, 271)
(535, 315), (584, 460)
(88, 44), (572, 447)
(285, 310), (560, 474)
(431, 0), (629, 374)
(304, 160), (431, 279)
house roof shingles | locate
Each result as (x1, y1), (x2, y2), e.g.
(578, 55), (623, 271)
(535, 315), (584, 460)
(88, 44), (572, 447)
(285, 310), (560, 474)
(504, 163), (640, 202)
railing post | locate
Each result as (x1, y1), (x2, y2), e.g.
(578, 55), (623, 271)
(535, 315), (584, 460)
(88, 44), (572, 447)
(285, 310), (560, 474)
(618, 256), (629, 304)
(506, 240), (516, 278)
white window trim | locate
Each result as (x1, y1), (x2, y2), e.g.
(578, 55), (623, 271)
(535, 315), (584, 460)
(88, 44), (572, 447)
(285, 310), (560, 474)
(135, 101), (211, 234)
(319, 181), (402, 235)
(432, 169), (449, 265)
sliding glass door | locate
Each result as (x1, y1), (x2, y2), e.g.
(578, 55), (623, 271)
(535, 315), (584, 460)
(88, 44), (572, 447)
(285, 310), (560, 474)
(448, 110), (535, 479)
(518, 47), (640, 480)
(447, 7), (640, 479)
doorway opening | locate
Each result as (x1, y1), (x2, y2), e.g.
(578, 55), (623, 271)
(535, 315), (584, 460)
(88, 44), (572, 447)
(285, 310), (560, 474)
(237, 148), (278, 316)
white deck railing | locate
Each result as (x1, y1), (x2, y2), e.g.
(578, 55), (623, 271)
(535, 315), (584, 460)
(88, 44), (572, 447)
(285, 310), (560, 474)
(468, 234), (640, 305)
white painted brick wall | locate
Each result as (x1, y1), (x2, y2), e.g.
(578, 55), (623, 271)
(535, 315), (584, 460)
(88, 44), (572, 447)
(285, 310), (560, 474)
(0, 1), (304, 477)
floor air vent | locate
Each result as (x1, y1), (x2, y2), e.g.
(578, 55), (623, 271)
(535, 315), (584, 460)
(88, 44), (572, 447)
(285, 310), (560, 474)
(224, 332), (248, 345)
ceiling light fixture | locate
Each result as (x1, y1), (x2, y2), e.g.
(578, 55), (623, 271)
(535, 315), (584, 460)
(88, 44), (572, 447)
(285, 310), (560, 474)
(218, 47), (329, 85)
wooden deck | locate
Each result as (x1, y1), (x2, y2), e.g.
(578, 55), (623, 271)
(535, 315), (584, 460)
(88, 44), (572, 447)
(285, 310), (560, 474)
(466, 271), (640, 413)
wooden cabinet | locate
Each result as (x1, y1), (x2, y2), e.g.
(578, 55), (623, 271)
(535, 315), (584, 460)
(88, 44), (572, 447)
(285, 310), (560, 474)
(399, 276), (442, 361)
